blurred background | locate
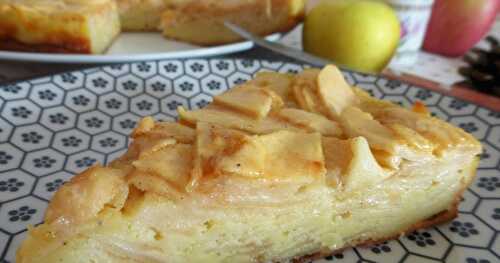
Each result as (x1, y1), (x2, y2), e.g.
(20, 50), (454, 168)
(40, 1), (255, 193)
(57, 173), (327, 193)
(297, 0), (500, 97)
(1, 0), (499, 103)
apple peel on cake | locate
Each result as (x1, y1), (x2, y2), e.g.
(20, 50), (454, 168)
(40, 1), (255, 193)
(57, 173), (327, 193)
(17, 65), (481, 263)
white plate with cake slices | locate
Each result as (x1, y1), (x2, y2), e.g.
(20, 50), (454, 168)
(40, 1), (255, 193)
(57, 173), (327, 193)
(0, 33), (281, 64)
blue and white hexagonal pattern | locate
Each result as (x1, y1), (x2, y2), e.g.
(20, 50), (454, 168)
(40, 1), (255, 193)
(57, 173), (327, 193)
(0, 59), (499, 262)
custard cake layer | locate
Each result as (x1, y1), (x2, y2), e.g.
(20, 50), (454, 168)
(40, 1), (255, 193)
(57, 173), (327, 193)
(0, 0), (120, 54)
(16, 65), (482, 262)
(116, 0), (187, 31)
(160, 0), (306, 45)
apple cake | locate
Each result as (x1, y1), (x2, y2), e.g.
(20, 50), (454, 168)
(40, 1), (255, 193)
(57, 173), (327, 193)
(118, 0), (306, 44)
(0, 0), (121, 54)
(160, 0), (306, 45)
(0, 0), (305, 53)
(16, 65), (481, 262)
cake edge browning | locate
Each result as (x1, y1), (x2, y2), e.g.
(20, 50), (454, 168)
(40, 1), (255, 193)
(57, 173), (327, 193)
(0, 0), (120, 54)
(294, 157), (479, 263)
(0, 38), (93, 54)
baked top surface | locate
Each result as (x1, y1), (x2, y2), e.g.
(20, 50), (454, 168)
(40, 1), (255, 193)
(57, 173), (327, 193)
(0, 59), (496, 263)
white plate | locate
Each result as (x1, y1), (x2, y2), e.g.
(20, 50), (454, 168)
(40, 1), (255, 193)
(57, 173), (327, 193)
(0, 32), (280, 64)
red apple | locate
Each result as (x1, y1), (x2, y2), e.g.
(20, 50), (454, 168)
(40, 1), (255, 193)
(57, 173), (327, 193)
(423, 0), (499, 57)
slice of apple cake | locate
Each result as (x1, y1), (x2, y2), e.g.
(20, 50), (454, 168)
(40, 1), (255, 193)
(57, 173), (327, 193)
(0, 0), (120, 54)
(16, 65), (481, 263)
(0, 0), (305, 53)
(160, 0), (306, 45)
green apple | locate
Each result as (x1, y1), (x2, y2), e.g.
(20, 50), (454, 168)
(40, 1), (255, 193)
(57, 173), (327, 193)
(303, 0), (400, 73)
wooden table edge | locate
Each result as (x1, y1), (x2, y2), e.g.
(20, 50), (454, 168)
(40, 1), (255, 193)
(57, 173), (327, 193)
(383, 71), (500, 112)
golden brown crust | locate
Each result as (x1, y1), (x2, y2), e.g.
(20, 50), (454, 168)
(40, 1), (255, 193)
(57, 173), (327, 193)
(0, 15), (120, 54)
(44, 165), (129, 225)
(0, 0), (120, 54)
(0, 37), (92, 54)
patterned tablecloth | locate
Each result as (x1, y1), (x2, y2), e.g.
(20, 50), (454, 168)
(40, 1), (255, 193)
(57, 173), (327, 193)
(0, 58), (499, 263)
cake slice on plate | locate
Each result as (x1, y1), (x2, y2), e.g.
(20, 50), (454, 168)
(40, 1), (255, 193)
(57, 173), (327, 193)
(0, 0), (120, 54)
(160, 0), (306, 45)
(17, 65), (481, 262)
(0, 0), (305, 53)
(118, 0), (306, 45)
